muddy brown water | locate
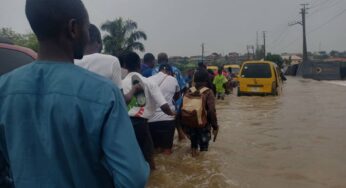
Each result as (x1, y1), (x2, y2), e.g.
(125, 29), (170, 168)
(147, 77), (346, 188)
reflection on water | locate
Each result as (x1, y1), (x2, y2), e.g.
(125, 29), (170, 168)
(148, 77), (346, 188)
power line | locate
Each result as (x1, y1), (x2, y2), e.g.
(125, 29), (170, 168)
(309, 0), (333, 9)
(308, 0), (344, 17)
(309, 9), (346, 33)
(277, 8), (346, 52)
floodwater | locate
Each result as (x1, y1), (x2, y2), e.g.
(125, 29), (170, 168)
(147, 77), (346, 188)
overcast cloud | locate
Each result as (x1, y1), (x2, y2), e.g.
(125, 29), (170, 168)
(1, 0), (345, 56)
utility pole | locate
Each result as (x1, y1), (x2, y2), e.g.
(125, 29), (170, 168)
(256, 31), (259, 59)
(289, 4), (309, 62)
(201, 43), (205, 63)
(263, 31), (266, 60)
(301, 4), (308, 62)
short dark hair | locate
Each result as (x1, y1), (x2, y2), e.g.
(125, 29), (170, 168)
(194, 69), (210, 83)
(157, 53), (168, 64)
(198, 62), (206, 69)
(25, 0), (88, 40)
(143, 53), (155, 63)
(88, 24), (102, 45)
(125, 52), (141, 72)
(159, 63), (172, 73)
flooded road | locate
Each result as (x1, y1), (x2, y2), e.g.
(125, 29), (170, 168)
(148, 77), (346, 188)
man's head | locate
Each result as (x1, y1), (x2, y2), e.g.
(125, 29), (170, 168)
(85, 24), (102, 54)
(198, 62), (206, 70)
(218, 68), (223, 75)
(159, 64), (173, 75)
(157, 53), (168, 64)
(143, 53), (155, 68)
(25, 0), (90, 60)
(194, 69), (209, 83)
(124, 52), (141, 73)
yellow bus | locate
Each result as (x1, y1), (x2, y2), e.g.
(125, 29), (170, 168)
(237, 61), (282, 96)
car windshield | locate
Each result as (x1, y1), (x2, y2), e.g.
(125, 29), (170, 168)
(0, 48), (34, 75)
(241, 63), (271, 78)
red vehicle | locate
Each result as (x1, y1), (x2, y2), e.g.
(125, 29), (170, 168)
(0, 38), (37, 76)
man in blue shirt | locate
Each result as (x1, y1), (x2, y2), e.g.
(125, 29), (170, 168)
(0, 0), (149, 188)
(141, 53), (155, 78)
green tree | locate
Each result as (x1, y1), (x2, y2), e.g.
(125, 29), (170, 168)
(101, 18), (147, 57)
(0, 28), (38, 52)
(266, 53), (284, 67)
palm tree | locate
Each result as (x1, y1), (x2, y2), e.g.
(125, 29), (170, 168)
(101, 18), (147, 57)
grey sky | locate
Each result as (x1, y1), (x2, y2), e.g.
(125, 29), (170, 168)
(1, 0), (345, 56)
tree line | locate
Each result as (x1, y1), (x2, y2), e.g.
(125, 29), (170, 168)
(0, 18), (146, 57)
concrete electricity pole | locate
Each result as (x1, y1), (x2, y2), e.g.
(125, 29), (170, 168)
(289, 4), (309, 62)
(201, 43), (205, 63)
(301, 4), (308, 62)
(263, 31), (267, 60)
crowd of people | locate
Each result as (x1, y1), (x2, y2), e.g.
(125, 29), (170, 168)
(0, 0), (220, 187)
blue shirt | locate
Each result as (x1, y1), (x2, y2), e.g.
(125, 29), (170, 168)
(0, 61), (149, 188)
(140, 63), (153, 78)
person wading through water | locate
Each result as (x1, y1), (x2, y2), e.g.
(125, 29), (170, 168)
(0, 0), (149, 187)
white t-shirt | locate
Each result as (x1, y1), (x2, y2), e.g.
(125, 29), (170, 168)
(122, 72), (167, 119)
(75, 53), (122, 88)
(148, 72), (180, 122)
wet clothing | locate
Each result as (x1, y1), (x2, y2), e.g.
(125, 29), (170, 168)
(0, 61), (149, 188)
(183, 83), (218, 150)
(149, 121), (176, 149)
(130, 117), (154, 163)
(189, 126), (212, 151)
(213, 74), (228, 94)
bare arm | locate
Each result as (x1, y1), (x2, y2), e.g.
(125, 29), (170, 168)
(160, 103), (176, 116)
(123, 84), (142, 104)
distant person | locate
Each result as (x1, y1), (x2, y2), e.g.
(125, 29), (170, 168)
(141, 53), (155, 78)
(122, 52), (176, 170)
(182, 69), (219, 157)
(0, 0), (149, 187)
(148, 64), (180, 155)
(198, 61), (207, 70)
(207, 69), (217, 95)
(213, 68), (228, 100)
(152, 52), (187, 140)
(184, 69), (194, 88)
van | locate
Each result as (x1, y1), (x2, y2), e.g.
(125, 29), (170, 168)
(237, 61), (282, 96)
(223, 64), (240, 75)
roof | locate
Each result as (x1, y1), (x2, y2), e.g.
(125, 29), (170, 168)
(324, 57), (346, 62)
(242, 60), (278, 67)
(0, 37), (14, 44)
(0, 43), (37, 59)
(281, 55), (302, 60)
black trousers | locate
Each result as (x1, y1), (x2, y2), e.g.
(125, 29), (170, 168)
(148, 120), (175, 149)
(189, 126), (211, 151)
(130, 117), (154, 162)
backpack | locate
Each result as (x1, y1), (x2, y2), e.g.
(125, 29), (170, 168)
(181, 87), (209, 128)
